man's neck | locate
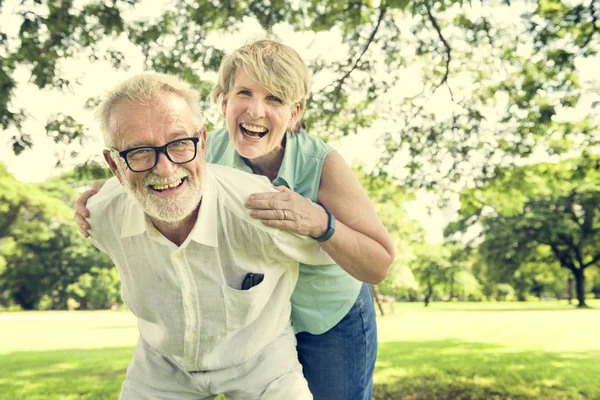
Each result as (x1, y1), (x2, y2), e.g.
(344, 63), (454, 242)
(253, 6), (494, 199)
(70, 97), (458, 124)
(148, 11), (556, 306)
(150, 206), (200, 247)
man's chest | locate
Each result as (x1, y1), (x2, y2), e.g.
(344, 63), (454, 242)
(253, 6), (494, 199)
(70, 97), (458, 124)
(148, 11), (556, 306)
(109, 236), (297, 333)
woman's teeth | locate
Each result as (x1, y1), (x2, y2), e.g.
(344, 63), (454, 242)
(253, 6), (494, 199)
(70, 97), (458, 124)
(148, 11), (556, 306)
(240, 123), (268, 138)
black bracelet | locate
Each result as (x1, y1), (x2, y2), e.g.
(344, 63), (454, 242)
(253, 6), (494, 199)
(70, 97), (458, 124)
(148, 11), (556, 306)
(311, 209), (336, 242)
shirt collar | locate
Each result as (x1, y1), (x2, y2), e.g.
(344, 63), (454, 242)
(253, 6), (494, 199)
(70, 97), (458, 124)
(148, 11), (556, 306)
(271, 132), (296, 191)
(227, 132), (297, 190)
(187, 166), (218, 247)
(120, 167), (219, 248)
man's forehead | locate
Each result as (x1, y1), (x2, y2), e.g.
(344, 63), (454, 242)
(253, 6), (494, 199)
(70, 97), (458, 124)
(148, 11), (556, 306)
(110, 94), (196, 147)
(114, 94), (192, 119)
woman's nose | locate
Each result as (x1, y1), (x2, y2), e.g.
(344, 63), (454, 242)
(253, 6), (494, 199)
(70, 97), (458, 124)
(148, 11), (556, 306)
(247, 99), (266, 119)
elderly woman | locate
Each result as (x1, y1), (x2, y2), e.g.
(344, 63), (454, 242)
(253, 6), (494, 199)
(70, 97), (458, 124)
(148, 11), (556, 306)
(76, 39), (394, 400)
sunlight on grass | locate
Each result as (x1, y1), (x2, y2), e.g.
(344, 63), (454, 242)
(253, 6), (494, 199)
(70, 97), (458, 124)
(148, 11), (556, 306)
(457, 375), (496, 387)
(375, 367), (410, 383)
(2, 301), (600, 399)
(376, 300), (600, 353)
(542, 379), (562, 387)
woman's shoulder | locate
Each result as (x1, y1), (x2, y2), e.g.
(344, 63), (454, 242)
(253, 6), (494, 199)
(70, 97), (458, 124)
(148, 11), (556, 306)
(205, 127), (232, 163)
(206, 127), (230, 147)
(291, 129), (333, 159)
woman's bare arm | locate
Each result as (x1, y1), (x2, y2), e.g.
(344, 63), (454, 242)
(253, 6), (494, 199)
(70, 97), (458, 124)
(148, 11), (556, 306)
(245, 151), (395, 284)
(73, 179), (107, 237)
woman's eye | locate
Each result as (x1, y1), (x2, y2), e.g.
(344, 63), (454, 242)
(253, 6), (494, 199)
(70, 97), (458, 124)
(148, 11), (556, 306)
(267, 96), (282, 103)
(238, 90), (251, 96)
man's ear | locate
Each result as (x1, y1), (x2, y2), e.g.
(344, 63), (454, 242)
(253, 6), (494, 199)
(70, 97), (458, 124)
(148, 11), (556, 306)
(103, 150), (123, 184)
(287, 103), (301, 131)
(198, 127), (207, 156)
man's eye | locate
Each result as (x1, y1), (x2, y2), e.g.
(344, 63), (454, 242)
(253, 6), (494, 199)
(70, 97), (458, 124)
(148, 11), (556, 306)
(128, 148), (154, 160)
(169, 141), (187, 149)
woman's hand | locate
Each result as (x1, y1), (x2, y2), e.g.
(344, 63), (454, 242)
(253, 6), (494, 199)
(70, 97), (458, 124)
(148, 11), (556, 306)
(73, 179), (106, 238)
(245, 186), (328, 237)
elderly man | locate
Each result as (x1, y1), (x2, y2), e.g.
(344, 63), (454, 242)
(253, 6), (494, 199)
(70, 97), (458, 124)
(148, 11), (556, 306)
(87, 73), (332, 399)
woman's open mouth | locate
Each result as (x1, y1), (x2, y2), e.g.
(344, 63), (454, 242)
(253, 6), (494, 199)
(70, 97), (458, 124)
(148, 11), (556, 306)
(240, 122), (268, 140)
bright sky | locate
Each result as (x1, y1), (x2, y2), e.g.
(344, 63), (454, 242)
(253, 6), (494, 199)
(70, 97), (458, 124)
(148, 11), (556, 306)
(1, 0), (597, 244)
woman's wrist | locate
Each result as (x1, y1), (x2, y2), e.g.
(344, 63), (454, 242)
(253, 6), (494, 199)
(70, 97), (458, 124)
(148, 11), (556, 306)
(305, 201), (327, 237)
(311, 208), (336, 242)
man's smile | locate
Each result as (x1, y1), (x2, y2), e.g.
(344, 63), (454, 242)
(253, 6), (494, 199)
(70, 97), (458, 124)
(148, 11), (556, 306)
(146, 176), (189, 198)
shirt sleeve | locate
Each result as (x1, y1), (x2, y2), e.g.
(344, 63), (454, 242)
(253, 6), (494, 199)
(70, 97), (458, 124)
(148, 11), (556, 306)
(272, 230), (335, 266)
(87, 177), (124, 255)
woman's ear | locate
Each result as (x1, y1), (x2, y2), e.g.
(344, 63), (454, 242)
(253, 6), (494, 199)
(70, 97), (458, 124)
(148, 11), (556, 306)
(221, 96), (228, 117)
(287, 103), (301, 131)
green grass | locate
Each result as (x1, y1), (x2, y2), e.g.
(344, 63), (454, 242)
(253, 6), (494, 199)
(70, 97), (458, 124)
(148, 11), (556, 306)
(374, 299), (600, 399)
(1, 300), (599, 399)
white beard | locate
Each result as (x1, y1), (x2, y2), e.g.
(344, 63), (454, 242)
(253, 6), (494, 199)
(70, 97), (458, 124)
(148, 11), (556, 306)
(120, 165), (204, 224)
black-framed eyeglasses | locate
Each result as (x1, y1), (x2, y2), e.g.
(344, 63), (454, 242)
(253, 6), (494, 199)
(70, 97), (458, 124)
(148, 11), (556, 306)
(112, 136), (200, 173)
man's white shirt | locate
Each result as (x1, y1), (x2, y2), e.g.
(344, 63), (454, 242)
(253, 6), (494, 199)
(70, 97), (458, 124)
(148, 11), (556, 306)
(87, 163), (333, 371)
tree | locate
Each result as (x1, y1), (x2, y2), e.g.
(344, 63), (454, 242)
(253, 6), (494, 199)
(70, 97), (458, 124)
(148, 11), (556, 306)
(0, 162), (112, 309)
(3, 0), (597, 191)
(356, 166), (423, 298)
(410, 243), (458, 306)
(447, 154), (600, 308)
(66, 266), (121, 310)
(510, 248), (564, 301)
(1, 0), (409, 159)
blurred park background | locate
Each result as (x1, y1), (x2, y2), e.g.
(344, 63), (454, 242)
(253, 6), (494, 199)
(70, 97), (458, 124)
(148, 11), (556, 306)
(1, 0), (599, 399)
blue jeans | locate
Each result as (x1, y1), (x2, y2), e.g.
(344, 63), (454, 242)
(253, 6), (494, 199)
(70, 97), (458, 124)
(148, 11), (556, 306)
(295, 283), (377, 400)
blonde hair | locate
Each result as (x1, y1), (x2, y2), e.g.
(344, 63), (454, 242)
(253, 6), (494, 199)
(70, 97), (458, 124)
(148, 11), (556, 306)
(96, 73), (204, 147)
(210, 39), (310, 133)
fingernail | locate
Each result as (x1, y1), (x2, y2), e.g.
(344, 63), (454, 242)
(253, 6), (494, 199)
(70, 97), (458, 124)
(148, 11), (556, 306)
(248, 195), (255, 200)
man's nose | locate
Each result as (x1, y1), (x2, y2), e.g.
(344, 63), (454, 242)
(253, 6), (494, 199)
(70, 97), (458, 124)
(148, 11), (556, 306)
(151, 152), (177, 177)
(247, 98), (266, 119)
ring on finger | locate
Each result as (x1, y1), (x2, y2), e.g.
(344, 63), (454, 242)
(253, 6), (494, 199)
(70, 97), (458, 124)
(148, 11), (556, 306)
(282, 210), (288, 220)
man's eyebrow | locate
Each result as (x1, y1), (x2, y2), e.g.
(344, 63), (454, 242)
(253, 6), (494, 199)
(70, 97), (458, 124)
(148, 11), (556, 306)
(123, 131), (191, 148)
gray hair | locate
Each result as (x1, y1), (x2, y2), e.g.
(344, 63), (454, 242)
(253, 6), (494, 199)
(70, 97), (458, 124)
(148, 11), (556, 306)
(96, 73), (204, 147)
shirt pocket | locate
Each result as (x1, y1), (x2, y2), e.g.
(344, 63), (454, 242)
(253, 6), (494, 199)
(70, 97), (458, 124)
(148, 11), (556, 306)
(221, 273), (274, 332)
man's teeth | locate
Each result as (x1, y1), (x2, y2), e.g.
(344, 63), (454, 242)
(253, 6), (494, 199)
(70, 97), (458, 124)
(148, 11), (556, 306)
(150, 178), (184, 191)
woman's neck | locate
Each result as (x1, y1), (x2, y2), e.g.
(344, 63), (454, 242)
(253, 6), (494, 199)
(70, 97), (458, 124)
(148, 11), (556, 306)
(243, 142), (286, 182)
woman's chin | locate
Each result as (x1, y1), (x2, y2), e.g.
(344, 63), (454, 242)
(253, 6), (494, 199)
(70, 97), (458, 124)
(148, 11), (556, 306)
(234, 140), (268, 160)
(237, 148), (266, 160)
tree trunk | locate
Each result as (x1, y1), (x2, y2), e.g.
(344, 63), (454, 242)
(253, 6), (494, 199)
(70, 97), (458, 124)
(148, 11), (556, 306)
(370, 284), (385, 316)
(424, 287), (432, 307)
(573, 268), (588, 308)
(14, 289), (36, 310)
(567, 275), (573, 305)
